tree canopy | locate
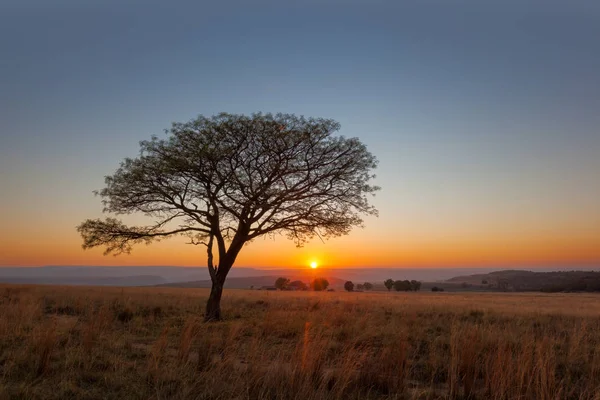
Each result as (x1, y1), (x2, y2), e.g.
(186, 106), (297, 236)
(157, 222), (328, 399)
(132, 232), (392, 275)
(77, 112), (379, 320)
(275, 277), (290, 290)
(311, 278), (330, 291)
(344, 281), (355, 292)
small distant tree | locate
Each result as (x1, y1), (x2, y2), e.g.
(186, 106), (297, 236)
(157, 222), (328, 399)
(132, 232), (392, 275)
(431, 286), (445, 292)
(363, 282), (373, 291)
(344, 281), (354, 292)
(288, 280), (308, 291)
(481, 279), (488, 285)
(384, 279), (394, 291)
(356, 284), (364, 291)
(275, 277), (290, 290)
(311, 278), (329, 291)
(410, 280), (422, 291)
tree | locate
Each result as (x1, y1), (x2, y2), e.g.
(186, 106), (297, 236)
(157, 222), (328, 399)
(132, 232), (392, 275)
(275, 277), (290, 290)
(410, 280), (422, 291)
(311, 278), (330, 291)
(384, 279), (394, 291)
(76, 113), (379, 321)
(363, 282), (373, 291)
(344, 281), (354, 292)
(393, 280), (411, 292)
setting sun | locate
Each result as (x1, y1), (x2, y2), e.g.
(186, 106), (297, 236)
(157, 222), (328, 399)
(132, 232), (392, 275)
(310, 261), (318, 269)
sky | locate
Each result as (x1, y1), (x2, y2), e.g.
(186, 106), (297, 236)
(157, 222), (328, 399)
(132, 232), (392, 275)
(1, 0), (599, 269)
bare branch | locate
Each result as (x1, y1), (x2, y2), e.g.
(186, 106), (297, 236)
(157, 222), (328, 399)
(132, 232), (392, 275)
(77, 218), (208, 255)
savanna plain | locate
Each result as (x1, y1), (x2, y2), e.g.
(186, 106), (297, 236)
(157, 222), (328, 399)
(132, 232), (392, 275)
(1, 285), (599, 400)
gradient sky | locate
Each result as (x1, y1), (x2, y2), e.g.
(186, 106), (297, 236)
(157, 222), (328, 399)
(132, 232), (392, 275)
(1, 0), (599, 268)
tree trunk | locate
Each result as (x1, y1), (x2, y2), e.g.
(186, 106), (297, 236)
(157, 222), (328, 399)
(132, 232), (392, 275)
(205, 280), (224, 322)
(203, 236), (247, 322)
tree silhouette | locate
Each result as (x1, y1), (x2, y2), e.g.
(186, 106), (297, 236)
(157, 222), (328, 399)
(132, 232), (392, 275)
(344, 281), (354, 292)
(393, 280), (411, 291)
(77, 113), (379, 321)
(384, 279), (394, 291)
(410, 280), (422, 291)
(363, 282), (373, 291)
(275, 277), (290, 290)
(311, 278), (330, 291)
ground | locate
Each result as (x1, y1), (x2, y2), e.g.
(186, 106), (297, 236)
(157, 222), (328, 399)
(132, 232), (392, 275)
(1, 285), (599, 399)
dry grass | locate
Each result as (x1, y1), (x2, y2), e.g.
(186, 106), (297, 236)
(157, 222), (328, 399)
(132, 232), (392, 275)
(1, 285), (600, 399)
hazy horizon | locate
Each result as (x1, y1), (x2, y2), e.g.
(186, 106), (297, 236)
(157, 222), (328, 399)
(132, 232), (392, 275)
(2, 264), (599, 288)
(2, 1), (599, 268)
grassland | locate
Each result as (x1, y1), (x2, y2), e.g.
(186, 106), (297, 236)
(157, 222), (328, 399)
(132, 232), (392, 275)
(1, 285), (600, 399)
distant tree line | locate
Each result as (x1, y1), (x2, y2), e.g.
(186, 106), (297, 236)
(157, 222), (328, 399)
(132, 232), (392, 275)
(449, 270), (600, 293)
(343, 279), (422, 292)
(540, 279), (600, 293)
(344, 281), (374, 292)
(384, 279), (422, 292)
(274, 277), (328, 291)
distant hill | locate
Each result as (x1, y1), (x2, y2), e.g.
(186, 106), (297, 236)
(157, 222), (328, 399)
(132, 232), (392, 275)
(1, 265), (598, 289)
(0, 275), (167, 287)
(447, 270), (600, 292)
(157, 275), (347, 289)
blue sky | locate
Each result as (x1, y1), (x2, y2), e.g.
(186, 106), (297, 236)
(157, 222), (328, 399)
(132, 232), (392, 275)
(1, 0), (599, 267)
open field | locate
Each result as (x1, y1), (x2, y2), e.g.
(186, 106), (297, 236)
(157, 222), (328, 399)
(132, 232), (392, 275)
(1, 285), (600, 399)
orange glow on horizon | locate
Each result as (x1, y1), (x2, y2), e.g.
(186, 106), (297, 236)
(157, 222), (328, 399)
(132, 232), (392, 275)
(1, 227), (600, 268)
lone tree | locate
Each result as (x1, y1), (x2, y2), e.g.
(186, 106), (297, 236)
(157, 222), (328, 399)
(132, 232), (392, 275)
(77, 113), (379, 321)
(344, 281), (354, 292)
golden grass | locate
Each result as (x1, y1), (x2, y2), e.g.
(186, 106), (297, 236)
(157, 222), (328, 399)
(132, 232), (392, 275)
(1, 285), (600, 399)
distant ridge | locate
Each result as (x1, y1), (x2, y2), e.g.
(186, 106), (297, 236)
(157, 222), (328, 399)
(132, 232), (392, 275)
(1, 266), (599, 288)
(0, 275), (167, 287)
(156, 275), (347, 289)
(447, 269), (600, 292)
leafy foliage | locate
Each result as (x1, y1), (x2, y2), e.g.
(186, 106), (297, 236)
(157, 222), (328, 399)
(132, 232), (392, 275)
(344, 281), (354, 292)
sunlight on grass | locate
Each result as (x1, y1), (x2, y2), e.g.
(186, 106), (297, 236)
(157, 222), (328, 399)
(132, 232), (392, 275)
(1, 285), (600, 399)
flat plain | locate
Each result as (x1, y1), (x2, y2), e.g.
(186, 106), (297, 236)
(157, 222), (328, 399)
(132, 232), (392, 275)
(1, 285), (599, 399)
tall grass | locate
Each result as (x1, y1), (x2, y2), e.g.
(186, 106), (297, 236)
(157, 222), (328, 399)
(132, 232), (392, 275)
(1, 284), (600, 399)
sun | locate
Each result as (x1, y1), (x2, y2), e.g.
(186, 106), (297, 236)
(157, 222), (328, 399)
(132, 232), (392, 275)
(310, 261), (318, 269)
